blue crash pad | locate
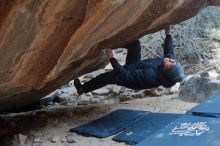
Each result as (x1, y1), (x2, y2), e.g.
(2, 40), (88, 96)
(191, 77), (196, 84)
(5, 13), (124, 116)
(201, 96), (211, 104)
(136, 115), (220, 146)
(70, 109), (149, 138)
(112, 113), (181, 144)
(187, 91), (220, 118)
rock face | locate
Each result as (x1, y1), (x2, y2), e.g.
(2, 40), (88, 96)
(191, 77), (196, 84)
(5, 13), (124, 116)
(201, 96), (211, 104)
(179, 73), (220, 103)
(0, 0), (220, 112)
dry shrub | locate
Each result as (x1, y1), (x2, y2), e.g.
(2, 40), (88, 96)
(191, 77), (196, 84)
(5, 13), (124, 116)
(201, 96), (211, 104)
(140, 6), (220, 73)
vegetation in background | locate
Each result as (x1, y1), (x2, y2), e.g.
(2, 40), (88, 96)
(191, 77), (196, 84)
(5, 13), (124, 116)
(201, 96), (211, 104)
(140, 6), (220, 73)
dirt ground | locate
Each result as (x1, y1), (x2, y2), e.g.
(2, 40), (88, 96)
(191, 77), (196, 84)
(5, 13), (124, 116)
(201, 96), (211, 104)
(0, 93), (197, 146)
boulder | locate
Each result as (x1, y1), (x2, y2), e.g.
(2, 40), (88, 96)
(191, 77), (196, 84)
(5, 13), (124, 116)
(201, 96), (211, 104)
(178, 73), (220, 103)
(0, 0), (220, 111)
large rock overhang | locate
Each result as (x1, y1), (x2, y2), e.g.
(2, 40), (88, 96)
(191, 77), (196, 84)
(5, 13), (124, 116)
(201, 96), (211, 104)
(0, 0), (220, 112)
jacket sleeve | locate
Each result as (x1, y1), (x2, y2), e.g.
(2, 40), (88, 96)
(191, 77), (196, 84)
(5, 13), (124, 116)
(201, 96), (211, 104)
(110, 58), (123, 72)
(164, 34), (175, 59)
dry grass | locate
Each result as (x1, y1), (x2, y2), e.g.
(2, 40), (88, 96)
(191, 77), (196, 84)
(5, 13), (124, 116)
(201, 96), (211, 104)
(140, 6), (220, 74)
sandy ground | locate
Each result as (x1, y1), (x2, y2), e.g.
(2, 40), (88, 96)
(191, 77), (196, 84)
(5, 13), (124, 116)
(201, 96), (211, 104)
(15, 93), (197, 146)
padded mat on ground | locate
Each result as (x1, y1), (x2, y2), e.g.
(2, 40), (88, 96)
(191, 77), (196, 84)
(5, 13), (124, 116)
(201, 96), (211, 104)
(136, 115), (220, 146)
(187, 91), (220, 118)
(70, 109), (149, 138)
(112, 113), (181, 144)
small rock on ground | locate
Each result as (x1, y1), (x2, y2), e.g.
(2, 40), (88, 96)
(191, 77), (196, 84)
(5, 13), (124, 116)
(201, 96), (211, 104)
(51, 136), (59, 143)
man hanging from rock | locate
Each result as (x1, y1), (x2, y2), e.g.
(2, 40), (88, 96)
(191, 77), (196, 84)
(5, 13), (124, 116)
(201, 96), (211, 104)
(74, 26), (185, 95)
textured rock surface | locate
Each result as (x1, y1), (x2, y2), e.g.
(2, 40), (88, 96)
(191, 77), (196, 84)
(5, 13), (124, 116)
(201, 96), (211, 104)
(0, 0), (220, 111)
(179, 73), (220, 103)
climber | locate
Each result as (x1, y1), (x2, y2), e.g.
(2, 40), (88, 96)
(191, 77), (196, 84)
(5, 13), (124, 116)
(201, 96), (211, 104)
(74, 26), (185, 95)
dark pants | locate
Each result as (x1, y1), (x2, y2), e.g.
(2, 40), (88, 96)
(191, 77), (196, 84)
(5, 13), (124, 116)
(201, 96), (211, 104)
(82, 40), (141, 93)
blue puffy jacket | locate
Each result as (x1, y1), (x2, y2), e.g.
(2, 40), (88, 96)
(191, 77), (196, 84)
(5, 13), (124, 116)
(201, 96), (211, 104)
(110, 35), (178, 90)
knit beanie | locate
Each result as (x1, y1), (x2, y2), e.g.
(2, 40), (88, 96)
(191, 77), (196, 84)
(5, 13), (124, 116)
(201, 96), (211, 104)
(163, 62), (185, 83)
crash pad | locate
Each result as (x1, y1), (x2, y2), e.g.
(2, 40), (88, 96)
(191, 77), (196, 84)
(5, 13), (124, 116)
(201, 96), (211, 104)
(113, 113), (181, 144)
(187, 91), (220, 118)
(136, 115), (220, 146)
(70, 109), (149, 138)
